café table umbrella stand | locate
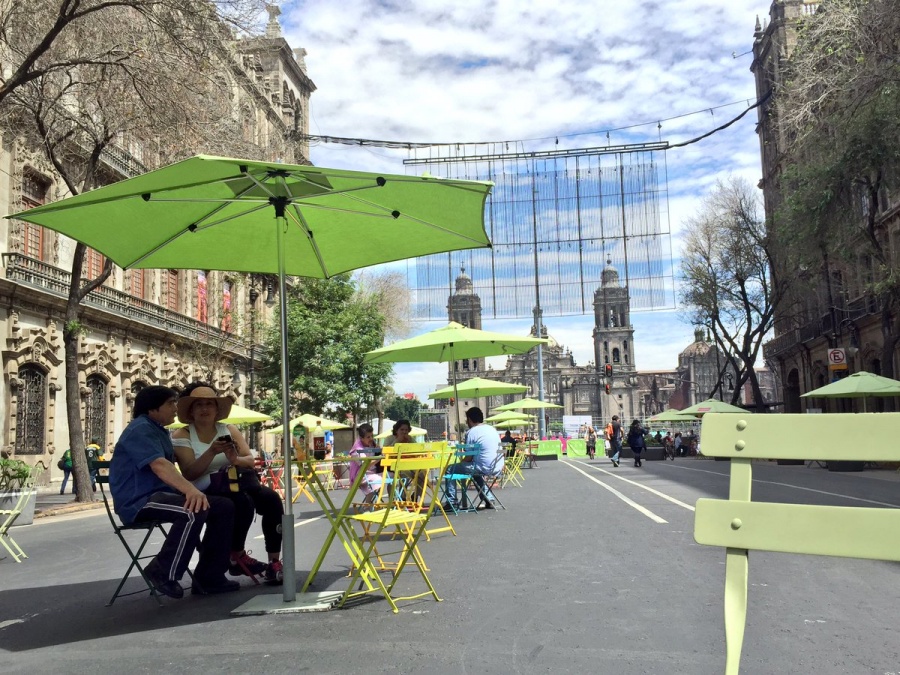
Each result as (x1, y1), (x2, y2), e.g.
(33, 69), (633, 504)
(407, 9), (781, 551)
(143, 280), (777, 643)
(8, 155), (493, 613)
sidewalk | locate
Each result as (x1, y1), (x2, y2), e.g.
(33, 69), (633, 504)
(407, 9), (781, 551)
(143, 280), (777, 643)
(34, 485), (103, 518)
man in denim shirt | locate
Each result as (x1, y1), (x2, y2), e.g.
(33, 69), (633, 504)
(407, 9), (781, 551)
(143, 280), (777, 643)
(442, 407), (503, 511)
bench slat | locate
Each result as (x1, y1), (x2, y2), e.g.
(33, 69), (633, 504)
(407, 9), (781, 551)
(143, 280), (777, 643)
(695, 498), (900, 561)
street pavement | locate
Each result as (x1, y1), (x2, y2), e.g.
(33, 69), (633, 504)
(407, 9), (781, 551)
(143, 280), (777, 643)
(3, 458), (900, 674)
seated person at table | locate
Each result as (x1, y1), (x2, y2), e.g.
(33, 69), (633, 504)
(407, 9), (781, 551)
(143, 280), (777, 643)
(501, 430), (517, 457)
(443, 407), (504, 511)
(348, 423), (382, 504)
(383, 419), (423, 501)
(172, 383), (284, 585)
(110, 386), (236, 598)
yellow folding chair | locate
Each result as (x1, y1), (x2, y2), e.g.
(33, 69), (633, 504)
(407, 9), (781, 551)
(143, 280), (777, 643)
(501, 449), (526, 487)
(0, 476), (36, 563)
(337, 449), (444, 613)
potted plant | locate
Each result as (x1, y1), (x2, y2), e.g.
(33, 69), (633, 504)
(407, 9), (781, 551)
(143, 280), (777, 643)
(0, 458), (42, 526)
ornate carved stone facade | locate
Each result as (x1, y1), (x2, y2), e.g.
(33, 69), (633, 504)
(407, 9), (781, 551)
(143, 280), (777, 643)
(0, 16), (314, 468)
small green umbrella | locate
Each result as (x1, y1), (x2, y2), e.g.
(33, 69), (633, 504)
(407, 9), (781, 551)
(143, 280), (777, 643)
(485, 410), (536, 423)
(365, 322), (546, 430)
(800, 371), (900, 412)
(8, 155), (492, 606)
(679, 399), (747, 417)
(649, 408), (697, 423)
(493, 397), (563, 412)
(167, 403), (272, 429)
(265, 414), (350, 435)
(428, 377), (527, 400)
(493, 420), (529, 430)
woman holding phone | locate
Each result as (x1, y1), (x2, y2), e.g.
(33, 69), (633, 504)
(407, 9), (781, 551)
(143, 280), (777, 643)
(172, 382), (284, 585)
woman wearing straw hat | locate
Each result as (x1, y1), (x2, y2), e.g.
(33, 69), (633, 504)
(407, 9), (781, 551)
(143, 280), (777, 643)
(171, 383), (284, 585)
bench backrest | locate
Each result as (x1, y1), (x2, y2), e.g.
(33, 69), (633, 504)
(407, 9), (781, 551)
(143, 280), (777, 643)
(694, 412), (900, 675)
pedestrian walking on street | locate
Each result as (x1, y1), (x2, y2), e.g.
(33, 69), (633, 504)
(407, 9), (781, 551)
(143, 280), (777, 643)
(586, 425), (597, 460)
(58, 448), (74, 494)
(605, 415), (623, 467)
(85, 440), (101, 492)
(627, 419), (646, 467)
(664, 432), (675, 460)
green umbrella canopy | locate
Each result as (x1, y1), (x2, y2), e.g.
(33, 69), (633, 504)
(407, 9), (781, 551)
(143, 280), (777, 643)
(7, 155), (494, 604)
(679, 399), (748, 417)
(484, 410), (537, 423)
(365, 322), (546, 364)
(800, 371), (900, 398)
(493, 420), (529, 430)
(266, 414), (350, 435)
(429, 376), (527, 400)
(493, 397), (563, 411)
(649, 408), (697, 423)
(167, 404), (272, 429)
(8, 155), (493, 276)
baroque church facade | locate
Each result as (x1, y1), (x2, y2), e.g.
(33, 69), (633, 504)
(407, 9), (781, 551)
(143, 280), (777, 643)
(1, 12), (313, 472)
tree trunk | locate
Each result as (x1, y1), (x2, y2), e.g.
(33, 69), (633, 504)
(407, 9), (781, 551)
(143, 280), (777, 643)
(880, 300), (898, 411)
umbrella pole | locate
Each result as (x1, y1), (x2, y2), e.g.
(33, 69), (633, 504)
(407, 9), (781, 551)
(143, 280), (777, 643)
(450, 343), (462, 442)
(275, 212), (297, 602)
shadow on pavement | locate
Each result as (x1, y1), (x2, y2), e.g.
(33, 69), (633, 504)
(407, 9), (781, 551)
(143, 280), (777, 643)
(0, 569), (349, 652)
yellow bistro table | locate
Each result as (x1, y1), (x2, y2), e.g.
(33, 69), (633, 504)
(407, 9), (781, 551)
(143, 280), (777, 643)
(298, 455), (379, 593)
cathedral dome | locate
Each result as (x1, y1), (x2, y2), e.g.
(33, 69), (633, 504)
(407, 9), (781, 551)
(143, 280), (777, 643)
(601, 258), (620, 288)
(454, 266), (474, 294)
(680, 328), (713, 358)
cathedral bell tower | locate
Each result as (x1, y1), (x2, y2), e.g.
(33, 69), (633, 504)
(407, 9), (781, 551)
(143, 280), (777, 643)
(592, 259), (639, 420)
(447, 266), (482, 375)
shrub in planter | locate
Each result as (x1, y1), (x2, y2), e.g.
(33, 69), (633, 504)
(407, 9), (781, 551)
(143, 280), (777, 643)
(0, 458), (41, 526)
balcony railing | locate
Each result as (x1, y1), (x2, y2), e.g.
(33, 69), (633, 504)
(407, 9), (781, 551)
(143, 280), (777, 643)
(3, 253), (247, 356)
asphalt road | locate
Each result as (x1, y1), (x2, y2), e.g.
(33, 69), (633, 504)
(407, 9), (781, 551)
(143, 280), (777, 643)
(2, 458), (899, 674)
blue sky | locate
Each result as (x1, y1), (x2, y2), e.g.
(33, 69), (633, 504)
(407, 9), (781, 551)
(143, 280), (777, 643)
(280, 0), (766, 402)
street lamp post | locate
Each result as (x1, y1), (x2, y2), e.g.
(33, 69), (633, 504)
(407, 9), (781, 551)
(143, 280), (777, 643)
(248, 286), (259, 450)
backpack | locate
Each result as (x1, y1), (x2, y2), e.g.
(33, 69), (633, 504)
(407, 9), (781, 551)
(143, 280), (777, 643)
(58, 449), (72, 470)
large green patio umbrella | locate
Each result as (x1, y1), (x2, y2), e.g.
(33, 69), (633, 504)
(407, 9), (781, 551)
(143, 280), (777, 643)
(7, 155), (492, 607)
(365, 322), (546, 432)
(428, 376), (527, 400)
(493, 420), (529, 430)
(801, 371), (900, 412)
(679, 398), (748, 417)
(649, 408), (697, 423)
(493, 397), (563, 412)
(484, 410), (536, 423)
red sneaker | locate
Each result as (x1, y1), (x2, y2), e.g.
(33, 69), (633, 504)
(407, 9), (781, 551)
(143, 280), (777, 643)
(265, 559), (284, 585)
(228, 550), (267, 577)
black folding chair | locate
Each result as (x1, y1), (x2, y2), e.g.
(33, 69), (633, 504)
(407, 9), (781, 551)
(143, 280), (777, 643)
(96, 461), (188, 606)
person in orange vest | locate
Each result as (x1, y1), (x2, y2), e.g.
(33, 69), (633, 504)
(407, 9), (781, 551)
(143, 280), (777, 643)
(605, 415), (623, 467)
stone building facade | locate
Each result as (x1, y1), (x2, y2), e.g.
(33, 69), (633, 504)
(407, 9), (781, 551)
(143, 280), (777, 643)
(753, 0), (900, 411)
(0, 14), (315, 473)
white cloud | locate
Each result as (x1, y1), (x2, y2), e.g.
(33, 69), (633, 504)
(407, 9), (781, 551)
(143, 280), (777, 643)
(280, 0), (766, 401)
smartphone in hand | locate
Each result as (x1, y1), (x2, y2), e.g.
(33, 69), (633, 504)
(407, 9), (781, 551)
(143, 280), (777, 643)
(217, 434), (233, 444)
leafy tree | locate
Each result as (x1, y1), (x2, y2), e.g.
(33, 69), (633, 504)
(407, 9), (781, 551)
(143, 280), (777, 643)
(384, 395), (424, 425)
(775, 0), (900, 381)
(679, 176), (787, 408)
(256, 276), (394, 427)
(3, 1), (269, 501)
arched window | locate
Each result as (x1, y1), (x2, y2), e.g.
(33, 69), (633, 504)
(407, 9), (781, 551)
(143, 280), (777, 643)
(85, 375), (108, 445)
(462, 359), (470, 370)
(15, 365), (46, 455)
(612, 348), (621, 363)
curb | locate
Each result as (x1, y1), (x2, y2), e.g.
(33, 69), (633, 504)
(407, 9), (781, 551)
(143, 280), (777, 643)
(34, 502), (104, 519)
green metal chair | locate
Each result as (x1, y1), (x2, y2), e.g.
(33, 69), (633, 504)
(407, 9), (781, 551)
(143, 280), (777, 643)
(694, 412), (900, 675)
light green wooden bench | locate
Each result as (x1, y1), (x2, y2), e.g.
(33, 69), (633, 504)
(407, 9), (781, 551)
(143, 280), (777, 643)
(694, 412), (900, 675)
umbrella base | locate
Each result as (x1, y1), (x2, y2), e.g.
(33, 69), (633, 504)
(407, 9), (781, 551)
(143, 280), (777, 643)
(826, 461), (864, 472)
(231, 591), (343, 615)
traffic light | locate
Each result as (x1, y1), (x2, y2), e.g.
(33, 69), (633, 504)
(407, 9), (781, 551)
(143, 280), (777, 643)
(605, 363), (613, 378)
(604, 384), (611, 394)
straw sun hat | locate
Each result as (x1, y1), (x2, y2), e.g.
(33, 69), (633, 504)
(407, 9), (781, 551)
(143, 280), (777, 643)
(176, 386), (234, 424)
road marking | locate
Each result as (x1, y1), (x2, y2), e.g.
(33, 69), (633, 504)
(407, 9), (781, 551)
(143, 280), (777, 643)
(659, 463), (900, 508)
(570, 459), (695, 511)
(562, 462), (667, 523)
(253, 514), (326, 539)
(0, 619), (25, 630)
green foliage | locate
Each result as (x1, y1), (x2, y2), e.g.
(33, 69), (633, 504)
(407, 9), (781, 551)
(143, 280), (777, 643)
(0, 459), (37, 491)
(256, 275), (393, 423)
(384, 395), (424, 425)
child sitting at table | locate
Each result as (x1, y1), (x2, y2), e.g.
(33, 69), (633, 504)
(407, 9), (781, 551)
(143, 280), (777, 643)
(348, 423), (382, 504)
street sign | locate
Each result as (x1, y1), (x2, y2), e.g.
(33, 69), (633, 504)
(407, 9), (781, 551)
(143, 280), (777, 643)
(828, 348), (848, 370)
(828, 348), (846, 365)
